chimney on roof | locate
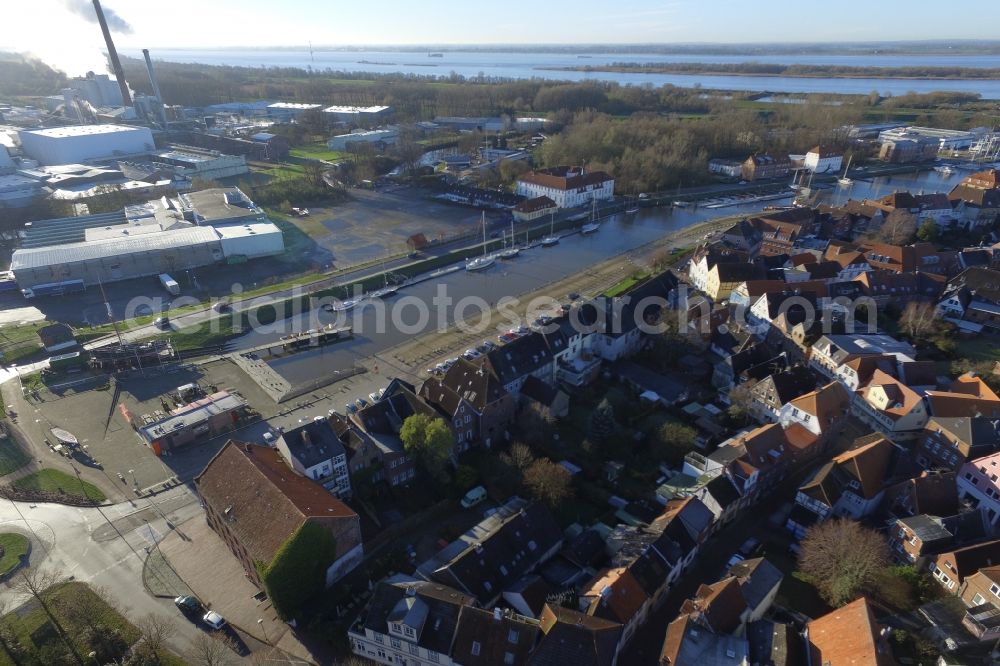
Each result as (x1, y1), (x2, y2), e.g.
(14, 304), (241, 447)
(493, 607), (502, 621)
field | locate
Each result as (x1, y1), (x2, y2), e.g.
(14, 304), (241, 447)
(0, 582), (143, 666)
(0, 533), (28, 577)
(12, 469), (106, 502)
(953, 337), (1000, 364)
(289, 142), (348, 162)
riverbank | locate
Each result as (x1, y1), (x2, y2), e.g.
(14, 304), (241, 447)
(541, 63), (1000, 80)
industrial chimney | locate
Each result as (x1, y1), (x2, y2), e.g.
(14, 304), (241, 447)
(91, 0), (133, 108)
(142, 49), (167, 125)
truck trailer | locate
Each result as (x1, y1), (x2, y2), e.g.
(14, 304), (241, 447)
(159, 273), (180, 296)
(21, 279), (86, 299)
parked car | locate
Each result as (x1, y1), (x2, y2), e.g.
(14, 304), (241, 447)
(568, 292), (580, 301)
(460, 485), (487, 509)
(368, 388), (385, 402)
(355, 398), (369, 409)
(202, 610), (227, 630)
(726, 553), (745, 568)
(738, 537), (762, 558)
(463, 349), (481, 360)
(154, 316), (170, 329)
(212, 300), (231, 313)
(174, 595), (204, 617)
(477, 340), (496, 353)
(345, 402), (358, 414)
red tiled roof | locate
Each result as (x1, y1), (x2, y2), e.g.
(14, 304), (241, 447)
(518, 166), (613, 191)
(807, 597), (890, 666)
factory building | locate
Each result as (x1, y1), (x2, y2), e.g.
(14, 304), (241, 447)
(150, 146), (248, 180)
(134, 391), (251, 454)
(266, 102), (322, 122)
(0, 174), (44, 208)
(67, 73), (123, 108)
(0, 146), (13, 174)
(877, 126), (986, 152)
(321, 105), (393, 123)
(19, 125), (155, 166)
(326, 128), (399, 151)
(10, 188), (284, 290)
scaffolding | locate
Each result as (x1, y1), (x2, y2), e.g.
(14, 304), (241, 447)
(89, 338), (177, 373)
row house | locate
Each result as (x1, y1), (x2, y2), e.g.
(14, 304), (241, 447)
(961, 566), (1000, 640)
(687, 245), (752, 298)
(948, 169), (1000, 228)
(958, 451), (1000, 525)
(786, 437), (894, 539)
(274, 418), (352, 498)
(851, 369), (928, 442)
(808, 333), (916, 379)
(741, 152), (791, 182)
(930, 539), (1000, 593)
(805, 597), (895, 666)
(857, 240), (957, 276)
(421, 359), (516, 451)
(748, 366), (816, 423)
(936, 266), (1000, 332)
(777, 380), (851, 453)
(867, 191), (955, 227)
(852, 270), (945, 307)
(915, 416), (1000, 471)
(926, 373), (1000, 419)
(889, 509), (989, 565)
(514, 166), (614, 209)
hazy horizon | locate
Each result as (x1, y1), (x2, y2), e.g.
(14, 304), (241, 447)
(11, 0), (1000, 77)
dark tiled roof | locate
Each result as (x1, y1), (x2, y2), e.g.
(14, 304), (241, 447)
(431, 503), (561, 603)
(422, 357), (508, 414)
(728, 558), (784, 613)
(277, 419), (346, 469)
(530, 604), (621, 666)
(364, 578), (475, 656)
(520, 376), (560, 407)
(195, 441), (358, 564)
(484, 334), (554, 386)
(452, 606), (540, 666)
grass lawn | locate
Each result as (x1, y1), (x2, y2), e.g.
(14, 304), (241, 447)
(0, 581), (142, 666)
(603, 273), (650, 298)
(160, 313), (243, 352)
(0, 533), (29, 576)
(289, 142), (348, 162)
(0, 321), (47, 365)
(0, 436), (29, 476)
(12, 469), (106, 502)
(953, 337), (1000, 364)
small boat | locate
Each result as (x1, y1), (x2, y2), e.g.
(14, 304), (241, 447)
(837, 156), (853, 186)
(332, 297), (365, 312)
(935, 165), (954, 174)
(673, 200), (691, 208)
(466, 212), (495, 271)
(50, 428), (78, 447)
(499, 222), (520, 258)
(581, 197), (600, 233)
(541, 211), (559, 246)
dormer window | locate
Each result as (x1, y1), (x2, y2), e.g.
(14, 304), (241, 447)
(472, 641), (482, 656)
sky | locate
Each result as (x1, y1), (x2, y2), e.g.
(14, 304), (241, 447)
(9, 0), (1000, 77)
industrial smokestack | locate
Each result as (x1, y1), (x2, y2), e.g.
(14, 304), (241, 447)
(142, 49), (167, 125)
(91, 0), (133, 107)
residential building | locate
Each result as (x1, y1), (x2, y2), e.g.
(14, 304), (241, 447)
(704, 262), (766, 302)
(195, 441), (363, 588)
(959, 566), (1000, 640)
(274, 419), (351, 498)
(949, 169), (1000, 227)
(708, 158), (743, 178)
(809, 334), (916, 379)
(878, 136), (940, 163)
(805, 597), (893, 666)
(852, 370), (928, 441)
(658, 614), (749, 665)
(512, 196), (558, 222)
(889, 510), (989, 565)
(748, 366), (816, 423)
(803, 145), (843, 174)
(926, 373), (1000, 419)
(421, 358), (516, 450)
(916, 416), (1000, 471)
(515, 166), (614, 209)
(579, 567), (651, 648)
(416, 499), (562, 607)
(37, 323), (76, 353)
(519, 376), (569, 422)
(936, 267), (1000, 329)
(958, 451), (1000, 524)
(529, 604), (621, 666)
(777, 381), (851, 444)
(741, 153), (791, 182)
(931, 540), (1000, 592)
(786, 437), (894, 537)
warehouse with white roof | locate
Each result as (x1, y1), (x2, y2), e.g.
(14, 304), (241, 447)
(10, 187), (284, 290)
(18, 124), (155, 165)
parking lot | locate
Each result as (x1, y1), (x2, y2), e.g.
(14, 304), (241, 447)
(292, 186), (500, 265)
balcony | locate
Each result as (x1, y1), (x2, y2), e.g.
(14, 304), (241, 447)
(556, 352), (601, 387)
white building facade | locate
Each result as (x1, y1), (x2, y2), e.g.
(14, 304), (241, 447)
(515, 167), (614, 209)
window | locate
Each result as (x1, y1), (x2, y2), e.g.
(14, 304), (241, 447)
(471, 641), (481, 656)
(991, 584), (1000, 597)
(504, 652), (515, 665)
(390, 638), (401, 650)
(465, 415), (471, 424)
(508, 629), (519, 644)
(375, 634), (384, 645)
(975, 593), (987, 605)
(408, 643), (419, 656)
(405, 627), (414, 637)
(428, 652), (439, 664)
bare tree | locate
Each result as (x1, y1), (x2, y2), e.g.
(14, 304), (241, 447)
(523, 459), (573, 508)
(898, 301), (940, 342)
(133, 614), (178, 664)
(873, 209), (918, 245)
(501, 442), (535, 472)
(0, 599), (26, 666)
(191, 633), (236, 666)
(799, 519), (889, 607)
(52, 583), (128, 662)
(16, 570), (83, 665)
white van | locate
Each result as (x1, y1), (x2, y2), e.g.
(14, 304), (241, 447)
(460, 486), (487, 509)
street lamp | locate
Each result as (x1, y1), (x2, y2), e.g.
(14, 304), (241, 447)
(257, 618), (269, 645)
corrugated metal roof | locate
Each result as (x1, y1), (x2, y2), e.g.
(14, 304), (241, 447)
(11, 226), (220, 270)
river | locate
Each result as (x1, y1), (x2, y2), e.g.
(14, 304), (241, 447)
(231, 167), (970, 385)
(128, 48), (1000, 98)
